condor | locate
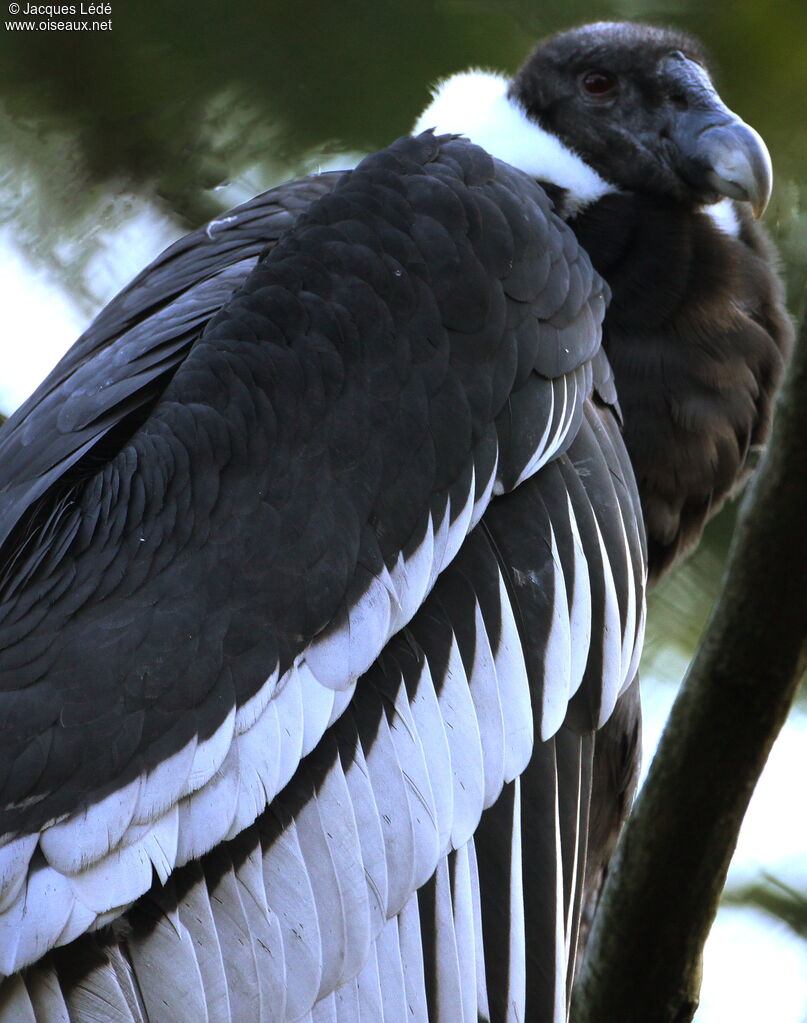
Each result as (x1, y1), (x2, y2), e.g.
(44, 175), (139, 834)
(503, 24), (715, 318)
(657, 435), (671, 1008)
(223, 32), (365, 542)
(0, 21), (790, 1023)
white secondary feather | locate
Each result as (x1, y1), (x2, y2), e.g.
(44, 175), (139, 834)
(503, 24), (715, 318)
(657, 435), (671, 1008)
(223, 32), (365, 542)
(565, 492), (594, 698)
(413, 70), (614, 211)
(63, 952), (142, 1023)
(37, 776), (130, 873)
(548, 370), (591, 473)
(397, 894), (429, 1022)
(508, 780), (528, 1023)
(592, 513), (624, 728)
(613, 510), (639, 692)
(451, 843), (480, 1023)
(538, 524), (574, 741)
(437, 633), (486, 850)
(378, 559), (404, 626)
(465, 597), (507, 809)
(405, 655), (455, 857)
(301, 603), (352, 692)
(496, 377), (553, 496)
(127, 903), (205, 1023)
(226, 711), (283, 842)
(176, 748), (241, 864)
(0, 976), (36, 1023)
(326, 681), (358, 729)
(341, 988), (364, 1023)
(0, 835), (36, 913)
(54, 893), (95, 951)
(1, 840), (160, 976)
(333, 982), (359, 1023)
(390, 515), (435, 629)
(176, 868), (234, 1023)
(295, 661), (337, 758)
(231, 841), (285, 1022)
(138, 802), (179, 886)
(466, 839), (490, 1021)
(294, 585), (380, 712)
(309, 752), (372, 994)
(254, 699), (284, 801)
(25, 963), (71, 1023)
(374, 908), (408, 1023)
(270, 666), (306, 794)
(234, 664), (280, 733)
(353, 934), (384, 1022)
(491, 567), (534, 784)
(187, 704), (236, 792)
(205, 860), (261, 1023)
(66, 831), (153, 917)
(429, 856), (464, 1020)
(431, 464), (477, 592)
(513, 377), (560, 490)
(292, 774), (350, 1002)
(541, 374), (573, 475)
(262, 813), (323, 1022)
(346, 571), (395, 681)
(625, 583), (647, 693)
(310, 990), (338, 1023)
(0, 868), (66, 974)
(38, 764), (151, 876)
(549, 775), (568, 1023)
(131, 737), (196, 825)
(340, 730), (389, 934)
(556, 371), (585, 456)
(430, 495), (453, 593)
(360, 705), (417, 918)
(384, 672), (441, 893)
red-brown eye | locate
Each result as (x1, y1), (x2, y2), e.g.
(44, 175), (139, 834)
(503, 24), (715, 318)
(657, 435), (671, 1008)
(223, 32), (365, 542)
(581, 69), (618, 96)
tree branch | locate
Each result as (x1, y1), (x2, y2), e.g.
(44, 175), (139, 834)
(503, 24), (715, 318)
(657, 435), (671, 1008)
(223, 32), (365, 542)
(571, 309), (807, 1023)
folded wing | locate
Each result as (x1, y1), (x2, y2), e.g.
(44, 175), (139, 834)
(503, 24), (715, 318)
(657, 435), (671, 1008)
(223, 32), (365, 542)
(0, 132), (643, 1021)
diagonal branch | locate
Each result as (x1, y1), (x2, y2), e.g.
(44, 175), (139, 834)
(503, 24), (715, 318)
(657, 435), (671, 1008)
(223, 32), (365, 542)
(571, 304), (807, 1023)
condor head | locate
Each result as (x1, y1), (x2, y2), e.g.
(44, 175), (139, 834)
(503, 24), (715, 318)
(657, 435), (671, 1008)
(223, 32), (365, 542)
(510, 21), (771, 218)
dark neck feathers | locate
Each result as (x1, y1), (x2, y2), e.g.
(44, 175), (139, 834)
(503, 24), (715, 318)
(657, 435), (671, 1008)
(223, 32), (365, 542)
(569, 193), (792, 578)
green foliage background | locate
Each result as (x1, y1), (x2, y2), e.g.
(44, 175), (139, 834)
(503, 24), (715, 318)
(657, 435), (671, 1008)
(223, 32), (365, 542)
(1, 0), (806, 298)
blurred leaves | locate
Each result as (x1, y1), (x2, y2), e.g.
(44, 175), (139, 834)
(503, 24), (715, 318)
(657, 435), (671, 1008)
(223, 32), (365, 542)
(643, 488), (807, 707)
(0, 0), (533, 231)
(725, 875), (807, 942)
(642, 509), (734, 683)
(1, 0), (806, 284)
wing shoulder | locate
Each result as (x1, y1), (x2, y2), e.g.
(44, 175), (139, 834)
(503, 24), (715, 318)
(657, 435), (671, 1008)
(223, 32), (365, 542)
(0, 172), (343, 555)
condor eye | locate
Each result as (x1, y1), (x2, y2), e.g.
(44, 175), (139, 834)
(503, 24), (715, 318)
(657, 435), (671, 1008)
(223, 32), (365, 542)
(580, 69), (618, 97)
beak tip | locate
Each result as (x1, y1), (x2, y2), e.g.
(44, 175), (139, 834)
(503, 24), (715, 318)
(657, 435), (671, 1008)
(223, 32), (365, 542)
(691, 117), (773, 221)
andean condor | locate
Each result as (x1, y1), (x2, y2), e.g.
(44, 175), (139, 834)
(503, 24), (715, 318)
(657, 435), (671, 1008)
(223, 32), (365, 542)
(0, 20), (791, 1023)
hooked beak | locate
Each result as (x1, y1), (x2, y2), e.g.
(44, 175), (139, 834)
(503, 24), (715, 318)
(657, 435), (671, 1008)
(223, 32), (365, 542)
(662, 54), (772, 219)
(698, 120), (772, 219)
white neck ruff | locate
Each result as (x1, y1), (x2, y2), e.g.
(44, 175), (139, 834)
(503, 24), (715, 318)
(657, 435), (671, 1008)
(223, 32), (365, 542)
(413, 71), (614, 213)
